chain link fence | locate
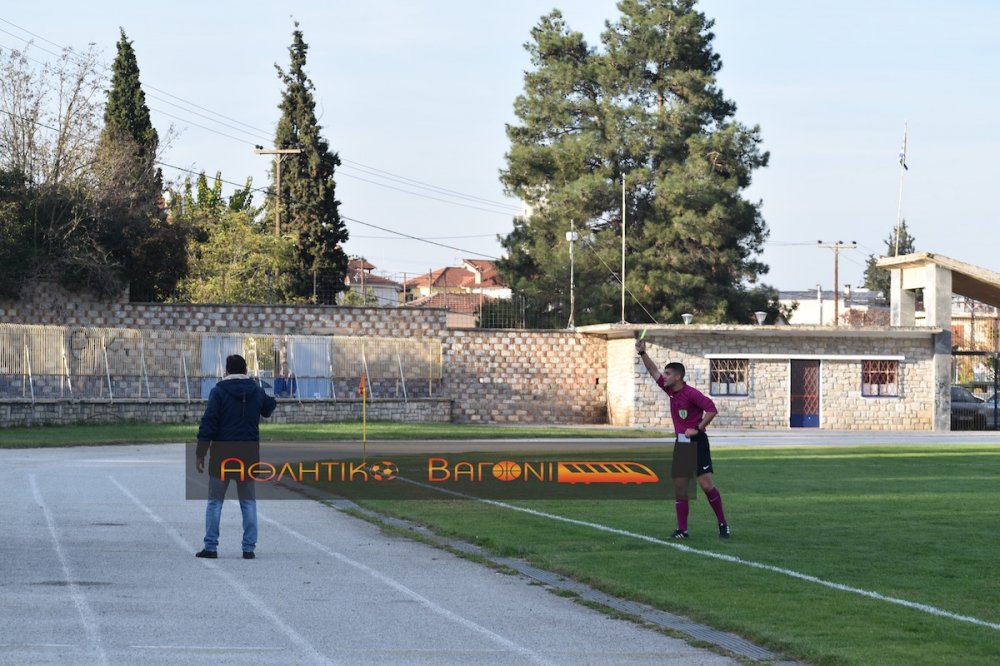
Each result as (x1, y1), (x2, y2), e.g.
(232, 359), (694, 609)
(0, 324), (442, 403)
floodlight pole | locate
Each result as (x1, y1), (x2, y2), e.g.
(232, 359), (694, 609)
(621, 181), (627, 324)
(567, 219), (578, 329)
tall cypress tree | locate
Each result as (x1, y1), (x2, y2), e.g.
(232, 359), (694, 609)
(101, 28), (161, 202)
(96, 28), (185, 301)
(500, 1), (775, 324)
(273, 24), (349, 303)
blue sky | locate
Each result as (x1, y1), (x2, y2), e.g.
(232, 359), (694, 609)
(3, 1), (999, 293)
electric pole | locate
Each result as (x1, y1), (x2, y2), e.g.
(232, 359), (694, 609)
(817, 241), (857, 326)
(254, 146), (302, 237)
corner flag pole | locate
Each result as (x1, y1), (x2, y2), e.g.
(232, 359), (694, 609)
(360, 371), (367, 465)
(894, 121), (908, 256)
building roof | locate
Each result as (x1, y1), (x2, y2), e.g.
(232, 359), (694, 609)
(462, 259), (506, 287)
(402, 267), (473, 289)
(878, 252), (1000, 308)
(401, 261), (507, 290)
(348, 258), (376, 271)
(401, 292), (493, 315)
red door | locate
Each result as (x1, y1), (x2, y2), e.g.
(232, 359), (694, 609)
(790, 360), (820, 428)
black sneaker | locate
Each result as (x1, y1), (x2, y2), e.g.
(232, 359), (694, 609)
(243, 551), (255, 560)
(195, 549), (217, 558)
(719, 523), (731, 539)
(671, 529), (689, 539)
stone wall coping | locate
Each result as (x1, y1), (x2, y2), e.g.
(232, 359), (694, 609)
(578, 323), (942, 340)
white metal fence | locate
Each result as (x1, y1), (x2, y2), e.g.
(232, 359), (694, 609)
(0, 324), (442, 403)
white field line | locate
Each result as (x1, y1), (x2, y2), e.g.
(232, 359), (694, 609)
(108, 476), (335, 666)
(258, 512), (556, 666)
(28, 474), (109, 665)
(397, 477), (1000, 632)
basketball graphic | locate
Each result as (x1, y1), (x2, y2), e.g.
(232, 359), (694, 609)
(492, 460), (522, 482)
(369, 460), (398, 482)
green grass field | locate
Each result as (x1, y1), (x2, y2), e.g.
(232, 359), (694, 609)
(0, 421), (660, 448)
(335, 445), (1000, 665)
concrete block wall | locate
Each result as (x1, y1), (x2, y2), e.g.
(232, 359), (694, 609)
(1, 285), (610, 426)
(0, 282), (448, 337)
(444, 329), (607, 424)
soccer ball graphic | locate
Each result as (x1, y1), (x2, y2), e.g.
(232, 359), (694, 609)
(369, 461), (398, 482)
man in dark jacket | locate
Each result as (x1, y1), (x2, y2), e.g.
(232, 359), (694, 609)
(194, 354), (277, 559)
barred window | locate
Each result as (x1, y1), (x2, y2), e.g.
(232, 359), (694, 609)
(709, 359), (749, 396)
(862, 360), (899, 397)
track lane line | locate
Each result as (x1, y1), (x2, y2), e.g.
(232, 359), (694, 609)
(108, 475), (336, 666)
(28, 474), (109, 665)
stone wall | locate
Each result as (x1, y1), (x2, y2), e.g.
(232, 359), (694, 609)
(610, 327), (936, 431)
(0, 282), (448, 337)
(1, 286), (609, 426)
(444, 329), (606, 423)
(1, 398), (452, 428)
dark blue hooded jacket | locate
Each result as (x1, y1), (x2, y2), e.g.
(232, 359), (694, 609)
(196, 377), (277, 476)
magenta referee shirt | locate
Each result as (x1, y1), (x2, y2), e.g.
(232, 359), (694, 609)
(656, 377), (718, 434)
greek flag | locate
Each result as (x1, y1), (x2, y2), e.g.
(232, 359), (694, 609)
(898, 126), (908, 170)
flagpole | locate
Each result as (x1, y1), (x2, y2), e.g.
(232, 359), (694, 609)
(894, 121), (908, 256)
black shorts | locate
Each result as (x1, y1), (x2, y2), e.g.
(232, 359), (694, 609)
(671, 431), (713, 478)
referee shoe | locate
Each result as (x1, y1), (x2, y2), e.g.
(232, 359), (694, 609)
(719, 522), (731, 539)
(670, 529), (689, 539)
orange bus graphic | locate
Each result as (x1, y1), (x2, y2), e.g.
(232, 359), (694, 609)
(556, 461), (659, 484)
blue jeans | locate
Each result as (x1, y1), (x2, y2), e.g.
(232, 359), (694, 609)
(203, 475), (257, 553)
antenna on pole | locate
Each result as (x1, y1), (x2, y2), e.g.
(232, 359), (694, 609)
(894, 121), (908, 256)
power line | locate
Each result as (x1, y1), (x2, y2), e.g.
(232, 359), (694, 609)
(337, 170), (517, 216)
(0, 107), (502, 261)
(580, 236), (659, 324)
(0, 18), (525, 217)
(341, 215), (497, 259)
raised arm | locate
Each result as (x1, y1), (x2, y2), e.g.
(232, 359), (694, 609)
(635, 338), (661, 384)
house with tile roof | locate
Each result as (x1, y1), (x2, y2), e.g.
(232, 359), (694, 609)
(341, 258), (402, 307)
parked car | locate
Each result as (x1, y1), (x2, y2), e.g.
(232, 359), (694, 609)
(951, 385), (986, 430)
(981, 391), (1000, 429)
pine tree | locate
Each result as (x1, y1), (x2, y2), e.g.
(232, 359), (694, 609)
(863, 220), (916, 300)
(272, 24), (349, 303)
(500, 1), (774, 324)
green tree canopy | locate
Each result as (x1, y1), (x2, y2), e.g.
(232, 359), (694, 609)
(499, 1), (776, 324)
(863, 220), (916, 301)
(272, 23), (349, 303)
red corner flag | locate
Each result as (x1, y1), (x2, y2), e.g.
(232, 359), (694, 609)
(359, 372), (367, 398)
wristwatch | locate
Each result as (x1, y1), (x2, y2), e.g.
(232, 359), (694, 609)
(638, 351), (646, 356)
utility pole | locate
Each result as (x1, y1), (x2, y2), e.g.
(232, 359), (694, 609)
(254, 146), (302, 237)
(566, 219), (579, 329)
(817, 241), (857, 326)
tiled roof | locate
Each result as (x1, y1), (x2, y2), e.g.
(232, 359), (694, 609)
(402, 267), (474, 289)
(347, 258), (377, 271)
(402, 292), (493, 315)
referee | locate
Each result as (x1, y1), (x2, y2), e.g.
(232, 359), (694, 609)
(636, 337), (730, 539)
